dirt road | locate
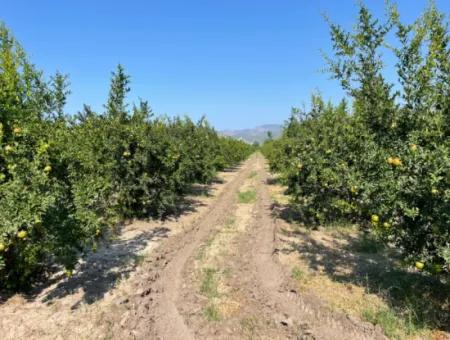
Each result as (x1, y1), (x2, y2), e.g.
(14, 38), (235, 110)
(1, 153), (385, 339)
(121, 153), (384, 339)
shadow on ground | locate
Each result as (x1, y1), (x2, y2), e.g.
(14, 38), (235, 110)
(0, 178), (222, 306)
(0, 166), (241, 308)
(41, 227), (170, 307)
(267, 178), (450, 333)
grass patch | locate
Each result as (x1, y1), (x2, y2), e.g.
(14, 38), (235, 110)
(362, 307), (399, 338)
(225, 217), (236, 228)
(248, 171), (258, 179)
(134, 254), (146, 266)
(291, 266), (304, 280)
(200, 267), (219, 298)
(362, 306), (406, 339)
(237, 189), (257, 203)
(203, 305), (220, 321)
(240, 317), (258, 338)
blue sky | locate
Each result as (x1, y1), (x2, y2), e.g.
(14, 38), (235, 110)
(2, 1), (449, 129)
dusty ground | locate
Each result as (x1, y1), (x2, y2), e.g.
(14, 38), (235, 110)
(0, 164), (238, 339)
(3, 153), (440, 339)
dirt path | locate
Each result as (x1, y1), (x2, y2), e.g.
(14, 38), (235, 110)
(1, 153), (387, 339)
(122, 154), (257, 339)
(122, 153), (385, 339)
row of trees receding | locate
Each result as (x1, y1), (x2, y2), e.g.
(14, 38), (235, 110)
(262, 2), (449, 274)
(0, 25), (254, 290)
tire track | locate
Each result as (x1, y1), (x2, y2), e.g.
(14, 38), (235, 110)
(247, 155), (387, 340)
(123, 153), (387, 339)
(123, 155), (257, 339)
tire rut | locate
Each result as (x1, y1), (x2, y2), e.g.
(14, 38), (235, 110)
(122, 155), (257, 339)
(247, 155), (387, 340)
(123, 153), (387, 339)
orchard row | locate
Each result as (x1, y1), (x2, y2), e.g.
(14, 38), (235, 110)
(262, 3), (449, 274)
(0, 25), (254, 290)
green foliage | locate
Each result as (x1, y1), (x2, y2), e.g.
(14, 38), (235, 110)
(263, 2), (449, 274)
(0, 23), (253, 290)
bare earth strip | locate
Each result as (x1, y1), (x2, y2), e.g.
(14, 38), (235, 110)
(122, 154), (257, 339)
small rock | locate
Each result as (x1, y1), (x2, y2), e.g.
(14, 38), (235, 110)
(116, 297), (129, 305)
(138, 287), (152, 296)
(280, 317), (294, 327)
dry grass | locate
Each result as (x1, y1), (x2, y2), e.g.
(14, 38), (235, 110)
(195, 178), (256, 322)
(278, 224), (449, 339)
(268, 175), (450, 340)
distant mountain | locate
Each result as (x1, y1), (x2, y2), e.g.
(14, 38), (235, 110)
(220, 124), (283, 144)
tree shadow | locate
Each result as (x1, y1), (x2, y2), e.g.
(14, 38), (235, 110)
(164, 191), (210, 219)
(0, 166), (242, 305)
(267, 172), (450, 331)
(186, 183), (214, 197)
(0, 191), (203, 305)
(40, 227), (169, 307)
(282, 227), (450, 332)
(221, 164), (241, 173)
(266, 177), (283, 186)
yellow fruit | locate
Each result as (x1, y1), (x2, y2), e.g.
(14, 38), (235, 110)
(13, 127), (22, 134)
(350, 186), (358, 193)
(391, 157), (402, 166)
(371, 214), (379, 223)
(431, 188), (439, 195)
(38, 142), (50, 154)
(4, 145), (13, 153)
(44, 165), (52, 173)
(123, 151), (131, 157)
(17, 230), (27, 239)
(410, 144), (417, 152)
(65, 269), (73, 278)
(95, 229), (101, 236)
(0, 243), (5, 252)
(387, 157), (394, 165)
(383, 222), (391, 229)
(415, 261), (425, 270)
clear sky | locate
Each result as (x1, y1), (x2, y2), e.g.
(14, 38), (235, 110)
(2, 1), (449, 129)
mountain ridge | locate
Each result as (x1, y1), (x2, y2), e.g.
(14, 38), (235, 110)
(220, 124), (283, 144)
